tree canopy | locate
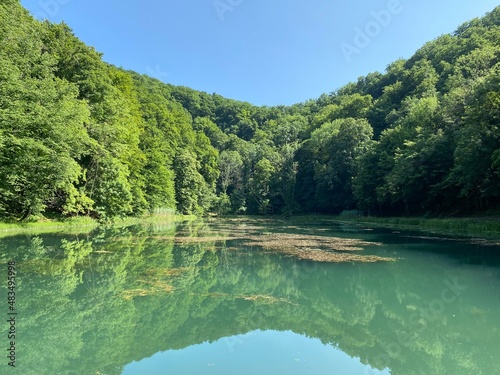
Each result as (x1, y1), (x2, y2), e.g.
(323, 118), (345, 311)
(1, 1), (499, 219)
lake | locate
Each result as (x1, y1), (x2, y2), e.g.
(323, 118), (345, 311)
(1, 218), (499, 374)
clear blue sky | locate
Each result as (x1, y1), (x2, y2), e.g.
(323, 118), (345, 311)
(20, 0), (499, 106)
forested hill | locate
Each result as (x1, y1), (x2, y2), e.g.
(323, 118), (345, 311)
(1, 1), (499, 220)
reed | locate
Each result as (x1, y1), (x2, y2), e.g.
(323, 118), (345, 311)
(342, 216), (500, 237)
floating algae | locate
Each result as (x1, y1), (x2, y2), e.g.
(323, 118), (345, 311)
(235, 294), (295, 305)
(122, 273), (176, 300)
(243, 233), (380, 251)
(240, 233), (394, 263)
(139, 220), (395, 263)
(144, 267), (192, 277)
(122, 281), (174, 300)
(150, 235), (232, 243)
(191, 292), (294, 305)
(122, 289), (152, 300)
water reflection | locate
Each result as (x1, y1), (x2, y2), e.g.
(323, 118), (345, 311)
(0, 219), (499, 375)
(123, 330), (390, 375)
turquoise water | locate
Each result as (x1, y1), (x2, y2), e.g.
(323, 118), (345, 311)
(0, 218), (499, 374)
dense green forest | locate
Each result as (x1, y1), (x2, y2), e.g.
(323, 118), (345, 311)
(1, 0), (499, 220)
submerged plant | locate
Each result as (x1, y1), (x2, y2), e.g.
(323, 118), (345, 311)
(240, 233), (394, 263)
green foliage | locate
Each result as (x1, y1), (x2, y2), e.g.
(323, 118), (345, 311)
(448, 64), (500, 208)
(218, 150), (243, 194)
(140, 128), (176, 212)
(248, 158), (275, 214)
(310, 119), (373, 213)
(88, 154), (134, 219)
(1, 1), (499, 219)
(275, 143), (299, 216)
(213, 193), (232, 215)
(173, 151), (207, 215)
(0, 5), (91, 219)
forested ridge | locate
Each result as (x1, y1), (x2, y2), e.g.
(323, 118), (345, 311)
(1, 0), (499, 220)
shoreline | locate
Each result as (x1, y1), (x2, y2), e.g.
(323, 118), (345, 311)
(1, 214), (499, 239)
(0, 214), (196, 238)
(333, 215), (500, 238)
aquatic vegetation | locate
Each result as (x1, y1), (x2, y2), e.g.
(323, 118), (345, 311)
(265, 247), (393, 263)
(169, 221), (394, 263)
(122, 280), (175, 300)
(245, 232), (381, 251)
(122, 267), (184, 300)
(144, 267), (192, 277)
(150, 235), (231, 243)
(191, 292), (294, 305)
(469, 239), (500, 247)
(122, 288), (154, 300)
(468, 306), (489, 316)
(343, 216), (500, 237)
(239, 233), (392, 263)
(235, 294), (295, 305)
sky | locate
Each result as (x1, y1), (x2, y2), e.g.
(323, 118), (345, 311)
(122, 330), (390, 375)
(20, 0), (500, 106)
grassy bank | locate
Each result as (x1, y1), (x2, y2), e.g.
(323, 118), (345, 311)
(338, 216), (500, 237)
(0, 216), (98, 237)
(4, 212), (498, 239)
(255, 213), (500, 237)
(213, 214), (500, 237)
(0, 211), (195, 238)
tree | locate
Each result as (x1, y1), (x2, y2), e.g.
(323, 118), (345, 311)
(218, 151), (243, 195)
(310, 119), (373, 213)
(248, 159), (274, 215)
(0, 10), (92, 218)
(140, 128), (176, 212)
(448, 65), (500, 210)
(173, 151), (206, 215)
(276, 143), (299, 216)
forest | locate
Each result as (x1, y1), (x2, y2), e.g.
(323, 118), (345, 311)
(1, 0), (499, 220)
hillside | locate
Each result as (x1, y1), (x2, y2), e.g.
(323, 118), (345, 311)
(1, 0), (499, 219)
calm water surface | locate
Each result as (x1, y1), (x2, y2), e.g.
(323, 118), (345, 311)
(1, 218), (499, 374)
